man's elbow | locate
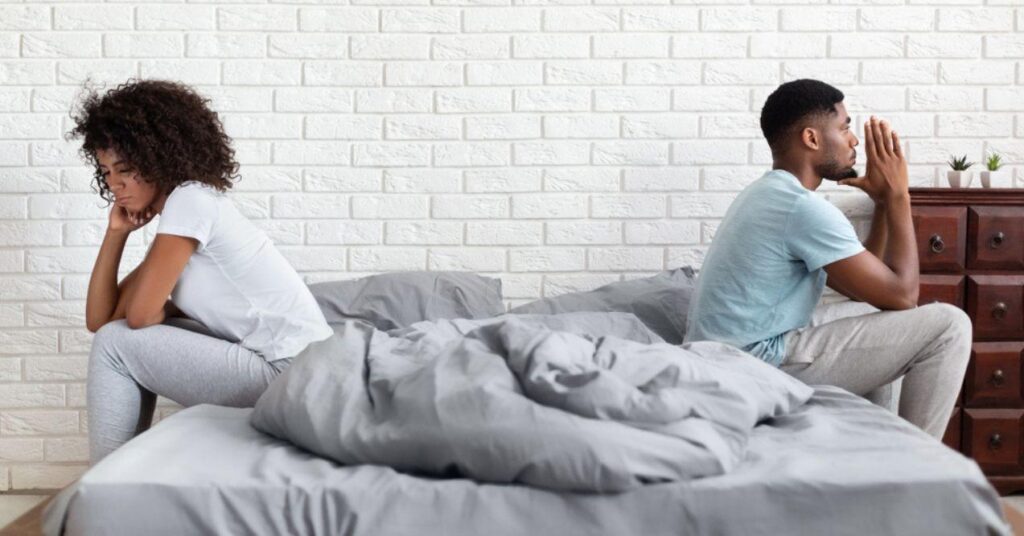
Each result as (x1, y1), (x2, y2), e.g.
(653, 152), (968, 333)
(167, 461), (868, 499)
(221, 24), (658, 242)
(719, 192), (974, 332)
(894, 287), (919, 310)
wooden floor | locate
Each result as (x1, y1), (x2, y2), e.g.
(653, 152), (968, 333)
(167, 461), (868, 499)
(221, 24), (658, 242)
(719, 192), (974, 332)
(0, 495), (51, 536)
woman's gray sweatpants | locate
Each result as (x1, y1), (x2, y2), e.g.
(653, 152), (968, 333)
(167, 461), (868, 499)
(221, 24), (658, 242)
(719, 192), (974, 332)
(87, 317), (292, 464)
(781, 301), (972, 440)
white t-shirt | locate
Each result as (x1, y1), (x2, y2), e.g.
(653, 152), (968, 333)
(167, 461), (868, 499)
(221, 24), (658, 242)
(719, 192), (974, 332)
(156, 181), (332, 361)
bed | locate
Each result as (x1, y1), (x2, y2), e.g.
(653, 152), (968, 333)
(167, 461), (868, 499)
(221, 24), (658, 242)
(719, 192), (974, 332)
(44, 386), (1007, 535)
(39, 270), (1013, 535)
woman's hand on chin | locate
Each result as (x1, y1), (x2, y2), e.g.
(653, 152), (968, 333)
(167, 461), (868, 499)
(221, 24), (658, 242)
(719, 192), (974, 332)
(108, 204), (155, 234)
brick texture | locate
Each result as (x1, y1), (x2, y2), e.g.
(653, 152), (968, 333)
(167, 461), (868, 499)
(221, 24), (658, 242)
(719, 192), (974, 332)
(0, 2), (1021, 490)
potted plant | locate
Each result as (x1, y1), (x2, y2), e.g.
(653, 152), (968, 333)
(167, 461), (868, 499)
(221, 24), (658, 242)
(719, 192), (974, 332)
(947, 154), (975, 188)
(980, 152), (1009, 188)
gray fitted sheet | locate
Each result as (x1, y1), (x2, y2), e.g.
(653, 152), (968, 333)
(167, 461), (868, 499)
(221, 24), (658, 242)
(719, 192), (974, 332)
(46, 386), (1009, 536)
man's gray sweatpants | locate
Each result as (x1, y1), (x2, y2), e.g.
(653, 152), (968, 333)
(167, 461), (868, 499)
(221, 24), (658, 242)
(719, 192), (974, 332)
(87, 318), (292, 464)
(782, 300), (972, 440)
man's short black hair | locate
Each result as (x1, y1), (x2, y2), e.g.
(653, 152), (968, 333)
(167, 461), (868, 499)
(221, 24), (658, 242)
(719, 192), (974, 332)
(760, 79), (845, 153)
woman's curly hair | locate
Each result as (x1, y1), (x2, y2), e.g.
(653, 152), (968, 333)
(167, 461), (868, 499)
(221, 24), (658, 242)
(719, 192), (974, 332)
(65, 78), (240, 203)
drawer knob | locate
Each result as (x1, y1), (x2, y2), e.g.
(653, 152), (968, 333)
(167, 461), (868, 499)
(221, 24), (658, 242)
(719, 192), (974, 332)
(991, 231), (1006, 249)
(993, 302), (1008, 320)
(929, 234), (945, 253)
(992, 369), (1006, 386)
(990, 433), (1003, 450)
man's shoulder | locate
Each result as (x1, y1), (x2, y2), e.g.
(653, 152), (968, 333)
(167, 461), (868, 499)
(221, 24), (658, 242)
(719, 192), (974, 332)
(725, 174), (809, 224)
(789, 191), (849, 225)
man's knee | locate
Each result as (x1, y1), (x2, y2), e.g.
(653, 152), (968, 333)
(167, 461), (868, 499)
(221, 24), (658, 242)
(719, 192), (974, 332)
(921, 303), (973, 356)
(923, 302), (971, 333)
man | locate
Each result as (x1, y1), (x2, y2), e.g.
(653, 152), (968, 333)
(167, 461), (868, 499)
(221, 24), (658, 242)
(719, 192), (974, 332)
(685, 79), (971, 440)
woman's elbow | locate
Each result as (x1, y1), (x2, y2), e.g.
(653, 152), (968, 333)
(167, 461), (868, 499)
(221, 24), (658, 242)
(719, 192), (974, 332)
(125, 312), (158, 330)
(85, 311), (113, 333)
(125, 306), (160, 330)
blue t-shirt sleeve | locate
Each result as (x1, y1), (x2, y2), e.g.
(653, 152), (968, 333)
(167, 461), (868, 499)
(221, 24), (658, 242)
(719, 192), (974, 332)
(784, 194), (865, 271)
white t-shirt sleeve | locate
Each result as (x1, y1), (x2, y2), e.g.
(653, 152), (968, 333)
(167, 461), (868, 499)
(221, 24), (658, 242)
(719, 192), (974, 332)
(156, 184), (220, 250)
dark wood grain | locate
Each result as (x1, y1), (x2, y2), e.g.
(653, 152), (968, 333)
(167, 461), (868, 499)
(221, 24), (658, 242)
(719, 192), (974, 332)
(919, 274), (965, 308)
(910, 188), (1024, 206)
(963, 408), (1024, 475)
(969, 206), (1024, 271)
(912, 205), (967, 272)
(911, 189), (1024, 496)
(965, 342), (1024, 408)
(967, 276), (1024, 340)
(944, 408), (962, 451)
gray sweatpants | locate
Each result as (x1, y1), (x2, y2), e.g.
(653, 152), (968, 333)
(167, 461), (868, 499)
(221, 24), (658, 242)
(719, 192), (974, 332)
(781, 301), (972, 440)
(87, 318), (292, 464)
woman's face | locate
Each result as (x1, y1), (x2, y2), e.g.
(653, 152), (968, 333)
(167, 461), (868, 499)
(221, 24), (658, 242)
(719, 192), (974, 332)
(95, 148), (161, 212)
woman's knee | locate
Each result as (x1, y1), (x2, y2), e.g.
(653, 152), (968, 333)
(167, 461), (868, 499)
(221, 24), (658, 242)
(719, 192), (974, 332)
(91, 320), (131, 352)
(89, 320), (134, 371)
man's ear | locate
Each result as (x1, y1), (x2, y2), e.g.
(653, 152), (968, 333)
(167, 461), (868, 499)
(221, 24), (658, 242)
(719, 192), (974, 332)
(800, 127), (821, 151)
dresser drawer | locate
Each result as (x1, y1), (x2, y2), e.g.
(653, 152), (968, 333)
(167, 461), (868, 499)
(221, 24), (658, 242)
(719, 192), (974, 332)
(963, 409), (1024, 474)
(968, 206), (1024, 271)
(913, 206), (966, 272)
(968, 275), (1024, 340)
(964, 342), (1024, 408)
(918, 274), (964, 308)
(944, 408), (961, 451)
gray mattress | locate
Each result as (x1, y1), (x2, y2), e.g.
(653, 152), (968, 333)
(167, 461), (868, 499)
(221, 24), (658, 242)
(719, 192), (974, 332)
(46, 386), (1009, 536)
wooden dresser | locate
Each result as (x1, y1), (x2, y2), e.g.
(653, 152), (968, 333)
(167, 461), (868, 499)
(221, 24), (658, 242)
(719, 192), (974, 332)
(911, 188), (1024, 495)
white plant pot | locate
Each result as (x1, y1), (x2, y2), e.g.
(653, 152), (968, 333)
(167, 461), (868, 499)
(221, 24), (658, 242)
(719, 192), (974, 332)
(947, 170), (973, 188)
(980, 170), (1011, 188)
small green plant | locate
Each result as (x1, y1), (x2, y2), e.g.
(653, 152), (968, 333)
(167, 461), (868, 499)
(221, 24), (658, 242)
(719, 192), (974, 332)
(985, 152), (1004, 171)
(947, 154), (975, 171)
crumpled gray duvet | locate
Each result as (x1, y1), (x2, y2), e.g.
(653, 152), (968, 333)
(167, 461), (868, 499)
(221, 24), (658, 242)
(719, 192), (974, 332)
(250, 312), (814, 493)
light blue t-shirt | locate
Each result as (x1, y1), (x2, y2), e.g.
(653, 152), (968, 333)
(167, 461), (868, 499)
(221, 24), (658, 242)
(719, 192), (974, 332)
(685, 169), (865, 366)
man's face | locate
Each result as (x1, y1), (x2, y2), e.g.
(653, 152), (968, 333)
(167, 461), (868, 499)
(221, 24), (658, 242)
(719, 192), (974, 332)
(814, 102), (859, 182)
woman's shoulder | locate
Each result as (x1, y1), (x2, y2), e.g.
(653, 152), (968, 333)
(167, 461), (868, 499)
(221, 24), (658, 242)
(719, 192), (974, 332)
(171, 180), (224, 197)
(161, 181), (226, 221)
(166, 181), (225, 206)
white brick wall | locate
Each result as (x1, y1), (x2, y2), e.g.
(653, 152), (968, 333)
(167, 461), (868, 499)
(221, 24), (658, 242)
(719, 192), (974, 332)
(0, 1), (1021, 491)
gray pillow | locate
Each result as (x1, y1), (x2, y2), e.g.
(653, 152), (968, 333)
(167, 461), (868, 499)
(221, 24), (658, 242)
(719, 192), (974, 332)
(509, 266), (696, 345)
(309, 271), (504, 331)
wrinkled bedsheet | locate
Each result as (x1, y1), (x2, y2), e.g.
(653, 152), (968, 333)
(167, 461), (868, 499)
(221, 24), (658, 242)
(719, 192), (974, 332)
(249, 313), (814, 492)
(44, 387), (1009, 536)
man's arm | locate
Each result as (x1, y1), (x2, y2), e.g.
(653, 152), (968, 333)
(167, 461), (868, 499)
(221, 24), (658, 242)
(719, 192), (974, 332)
(825, 117), (918, 310)
(864, 201), (888, 261)
(826, 201), (889, 302)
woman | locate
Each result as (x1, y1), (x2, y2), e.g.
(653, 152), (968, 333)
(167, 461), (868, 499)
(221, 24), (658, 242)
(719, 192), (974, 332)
(70, 79), (333, 463)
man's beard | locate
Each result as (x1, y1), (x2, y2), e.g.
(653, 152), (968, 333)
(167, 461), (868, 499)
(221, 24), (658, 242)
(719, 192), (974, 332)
(817, 149), (858, 182)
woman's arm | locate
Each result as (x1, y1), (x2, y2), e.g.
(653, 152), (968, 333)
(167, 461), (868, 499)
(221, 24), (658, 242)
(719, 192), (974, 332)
(107, 271), (187, 325)
(87, 204), (157, 332)
(124, 234), (197, 329)
(85, 228), (133, 333)
(87, 188), (202, 331)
